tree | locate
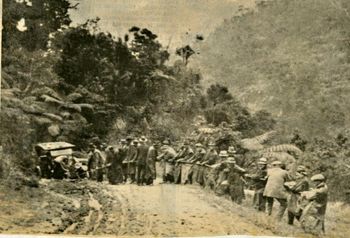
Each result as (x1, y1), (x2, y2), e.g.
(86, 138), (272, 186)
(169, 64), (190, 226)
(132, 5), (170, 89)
(129, 27), (170, 76)
(2, 0), (75, 51)
(206, 83), (233, 106)
(176, 45), (195, 65)
(251, 110), (276, 135)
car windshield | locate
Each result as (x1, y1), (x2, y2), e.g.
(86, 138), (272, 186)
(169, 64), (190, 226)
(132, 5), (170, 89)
(50, 148), (73, 157)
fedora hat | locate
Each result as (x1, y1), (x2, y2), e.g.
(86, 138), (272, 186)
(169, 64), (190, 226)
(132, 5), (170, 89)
(311, 174), (325, 181)
(225, 157), (236, 164)
(271, 160), (282, 166)
(219, 150), (229, 157)
(257, 157), (267, 165)
(227, 146), (236, 154)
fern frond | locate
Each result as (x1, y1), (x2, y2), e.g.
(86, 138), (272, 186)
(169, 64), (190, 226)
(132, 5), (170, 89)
(264, 144), (302, 154)
(262, 152), (295, 162)
(240, 130), (276, 151)
(240, 139), (264, 151)
(252, 130), (277, 144)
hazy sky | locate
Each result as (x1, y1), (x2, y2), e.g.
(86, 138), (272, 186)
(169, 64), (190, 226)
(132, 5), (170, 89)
(69, 0), (255, 53)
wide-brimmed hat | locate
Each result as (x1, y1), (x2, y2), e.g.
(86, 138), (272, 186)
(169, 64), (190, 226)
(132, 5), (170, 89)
(219, 150), (229, 157)
(271, 160), (282, 166)
(228, 146), (236, 154)
(208, 141), (216, 146)
(195, 143), (203, 148)
(132, 139), (139, 145)
(162, 139), (170, 145)
(225, 157), (236, 164)
(311, 174), (325, 181)
(258, 157), (267, 165)
(107, 146), (113, 151)
(297, 165), (307, 172)
(139, 136), (148, 142)
(120, 139), (127, 143)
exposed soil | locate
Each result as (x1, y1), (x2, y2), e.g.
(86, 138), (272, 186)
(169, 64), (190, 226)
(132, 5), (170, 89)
(0, 178), (347, 237)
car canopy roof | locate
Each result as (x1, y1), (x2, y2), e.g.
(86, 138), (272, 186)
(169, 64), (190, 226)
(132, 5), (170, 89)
(35, 142), (75, 151)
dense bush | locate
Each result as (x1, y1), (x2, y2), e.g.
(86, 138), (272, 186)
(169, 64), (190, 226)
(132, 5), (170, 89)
(198, 0), (350, 139)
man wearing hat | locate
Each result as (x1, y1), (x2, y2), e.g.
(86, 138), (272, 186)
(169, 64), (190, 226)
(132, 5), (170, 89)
(213, 151), (229, 194)
(218, 150), (229, 161)
(136, 137), (150, 185)
(119, 138), (129, 183)
(157, 140), (177, 183)
(202, 142), (218, 166)
(245, 158), (268, 211)
(87, 143), (96, 180)
(263, 160), (290, 219)
(300, 174), (328, 235)
(87, 142), (105, 182)
(200, 142), (218, 187)
(145, 141), (159, 185)
(187, 143), (206, 184)
(105, 146), (124, 185)
(225, 157), (246, 204)
(228, 146), (245, 166)
(175, 141), (194, 162)
(124, 139), (138, 183)
(285, 165), (309, 225)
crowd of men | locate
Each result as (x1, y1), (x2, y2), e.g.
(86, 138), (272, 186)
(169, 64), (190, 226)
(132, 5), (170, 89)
(87, 136), (328, 235)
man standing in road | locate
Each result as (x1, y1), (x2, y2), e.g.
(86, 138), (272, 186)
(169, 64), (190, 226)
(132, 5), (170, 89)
(263, 160), (290, 219)
(145, 141), (159, 185)
(121, 137), (132, 182)
(105, 146), (124, 185)
(245, 157), (268, 212)
(87, 142), (105, 182)
(136, 136), (150, 185)
(201, 141), (218, 187)
(157, 140), (177, 183)
(125, 139), (138, 183)
(300, 173), (328, 235)
(285, 165), (309, 225)
(225, 157), (246, 204)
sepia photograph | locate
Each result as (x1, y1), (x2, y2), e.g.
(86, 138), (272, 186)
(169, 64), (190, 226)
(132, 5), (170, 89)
(1, 0), (350, 237)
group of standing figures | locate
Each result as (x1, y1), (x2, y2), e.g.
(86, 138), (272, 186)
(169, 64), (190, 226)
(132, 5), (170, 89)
(87, 136), (328, 236)
(87, 136), (158, 186)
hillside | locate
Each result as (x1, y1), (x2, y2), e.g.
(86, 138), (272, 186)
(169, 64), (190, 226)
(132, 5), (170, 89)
(196, 0), (350, 139)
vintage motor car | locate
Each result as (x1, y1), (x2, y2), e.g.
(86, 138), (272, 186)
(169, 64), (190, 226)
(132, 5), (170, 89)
(35, 142), (88, 179)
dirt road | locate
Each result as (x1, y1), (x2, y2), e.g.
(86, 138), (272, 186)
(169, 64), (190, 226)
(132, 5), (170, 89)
(1, 179), (275, 236)
(101, 182), (274, 237)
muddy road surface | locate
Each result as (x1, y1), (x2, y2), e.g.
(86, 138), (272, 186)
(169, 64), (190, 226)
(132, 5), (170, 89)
(102, 182), (273, 236)
(0, 178), (278, 236)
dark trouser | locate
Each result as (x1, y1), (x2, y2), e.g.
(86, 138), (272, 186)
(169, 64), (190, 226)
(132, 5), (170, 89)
(96, 169), (104, 182)
(288, 211), (301, 225)
(122, 163), (128, 182)
(253, 190), (266, 212)
(137, 164), (146, 185)
(128, 163), (136, 182)
(266, 196), (287, 219)
(229, 184), (245, 204)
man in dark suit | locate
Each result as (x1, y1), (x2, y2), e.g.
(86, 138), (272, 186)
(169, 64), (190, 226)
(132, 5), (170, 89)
(136, 137), (150, 185)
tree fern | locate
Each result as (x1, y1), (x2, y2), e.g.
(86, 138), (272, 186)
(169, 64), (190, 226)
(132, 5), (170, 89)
(262, 152), (295, 162)
(263, 144), (302, 154)
(240, 130), (276, 150)
(240, 140), (264, 151)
